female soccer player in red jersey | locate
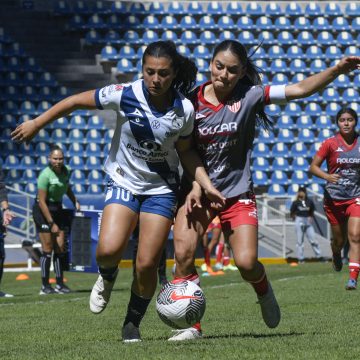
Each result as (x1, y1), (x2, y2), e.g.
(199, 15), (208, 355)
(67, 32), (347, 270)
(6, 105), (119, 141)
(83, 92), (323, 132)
(169, 39), (360, 341)
(310, 108), (360, 290)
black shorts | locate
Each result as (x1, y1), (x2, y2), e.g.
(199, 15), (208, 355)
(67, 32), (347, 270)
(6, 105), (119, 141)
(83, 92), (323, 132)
(32, 202), (67, 233)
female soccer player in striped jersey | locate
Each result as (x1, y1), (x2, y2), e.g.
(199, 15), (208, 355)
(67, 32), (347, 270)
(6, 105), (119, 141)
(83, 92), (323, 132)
(170, 39), (360, 341)
(12, 41), (225, 342)
(310, 108), (360, 290)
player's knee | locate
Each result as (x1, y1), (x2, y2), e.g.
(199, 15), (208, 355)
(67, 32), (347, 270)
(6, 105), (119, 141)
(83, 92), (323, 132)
(96, 247), (119, 264)
(234, 254), (257, 272)
(348, 231), (360, 245)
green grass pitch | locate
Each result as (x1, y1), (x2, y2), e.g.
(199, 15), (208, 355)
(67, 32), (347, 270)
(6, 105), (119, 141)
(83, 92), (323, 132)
(0, 263), (359, 359)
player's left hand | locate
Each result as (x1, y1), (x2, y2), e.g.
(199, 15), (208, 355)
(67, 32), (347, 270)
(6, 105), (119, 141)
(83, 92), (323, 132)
(336, 56), (360, 74)
(11, 119), (40, 144)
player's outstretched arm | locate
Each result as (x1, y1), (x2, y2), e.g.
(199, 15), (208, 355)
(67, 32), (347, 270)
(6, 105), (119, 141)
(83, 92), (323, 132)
(11, 90), (97, 143)
(285, 56), (360, 101)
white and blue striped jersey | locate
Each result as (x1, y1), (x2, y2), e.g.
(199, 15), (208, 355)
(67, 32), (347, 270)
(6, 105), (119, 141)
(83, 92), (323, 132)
(95, 79), (195, 195)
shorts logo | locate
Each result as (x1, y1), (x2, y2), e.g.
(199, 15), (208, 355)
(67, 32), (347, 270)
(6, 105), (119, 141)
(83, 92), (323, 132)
(227, 100), (241, 113)
(356, 198), (360, 206)
(248, 209), (258, 219)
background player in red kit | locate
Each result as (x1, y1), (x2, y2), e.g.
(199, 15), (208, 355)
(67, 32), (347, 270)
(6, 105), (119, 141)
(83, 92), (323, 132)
(310, 108), (360, 290)
(169, 39), (360, 341)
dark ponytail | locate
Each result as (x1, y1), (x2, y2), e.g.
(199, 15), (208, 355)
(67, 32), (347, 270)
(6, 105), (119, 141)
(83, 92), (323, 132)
(212, 40), (273, 131)
(142, 41), (197, 97)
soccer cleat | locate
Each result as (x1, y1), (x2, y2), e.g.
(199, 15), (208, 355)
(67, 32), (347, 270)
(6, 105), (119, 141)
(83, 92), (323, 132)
(122, 322), (142, 342)
(55, 284), (71, 294)
(214, 262), (224, 271)
(206, 266), (224, 276)
(168, 328), (202, 341)
(345, 279), (357, 290)
(89, 269), (119, 314)
(39, 285), (56, 295)
(257, 283), (281, 328)
(0, 291), (14, 298)
(223, 264), (238, 271)
(332, 253), (343, 272)
(200, 263), (208, 272)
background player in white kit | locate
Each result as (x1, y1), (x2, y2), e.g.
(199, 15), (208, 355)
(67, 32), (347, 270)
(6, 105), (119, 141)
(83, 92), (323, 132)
(11, 41), (225, 342)
(170, 39), (360, 341)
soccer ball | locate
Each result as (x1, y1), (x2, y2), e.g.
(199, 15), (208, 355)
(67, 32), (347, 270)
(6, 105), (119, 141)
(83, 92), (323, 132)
(156, 280), (206, 329)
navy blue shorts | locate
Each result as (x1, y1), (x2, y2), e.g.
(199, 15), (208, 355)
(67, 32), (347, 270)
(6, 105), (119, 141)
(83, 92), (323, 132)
(104, 181), (177, 220)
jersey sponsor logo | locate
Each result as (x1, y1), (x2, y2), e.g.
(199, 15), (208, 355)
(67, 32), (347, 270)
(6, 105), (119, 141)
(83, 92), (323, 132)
(336, 158), (360, 164)
(129, 108), (143, 117)
(129, 118), (144, 127)
(115, 84), (124, 91)
(139, 139), (161, 151)
(227, 100), (241, 113)
(151, 120), (161, 129)
(198, 122), (238, 136)
(172, 117), (184, 129)
(335, 147), (344, 152)
(170, 291), (202, 301)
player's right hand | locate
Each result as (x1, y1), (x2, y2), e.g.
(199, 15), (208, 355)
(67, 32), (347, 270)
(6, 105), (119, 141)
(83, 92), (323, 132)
(11, 119), (39, 143)
(326, 173), (341, 184)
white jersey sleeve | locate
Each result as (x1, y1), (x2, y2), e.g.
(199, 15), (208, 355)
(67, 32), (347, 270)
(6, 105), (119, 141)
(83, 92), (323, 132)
(94, 84), (129, 113)
(178, 98), (195, 138)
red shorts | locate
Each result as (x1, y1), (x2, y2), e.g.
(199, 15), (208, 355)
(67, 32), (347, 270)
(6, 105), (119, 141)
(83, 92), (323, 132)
(218, 192), (258, 232)
(323, 197), (360, 225)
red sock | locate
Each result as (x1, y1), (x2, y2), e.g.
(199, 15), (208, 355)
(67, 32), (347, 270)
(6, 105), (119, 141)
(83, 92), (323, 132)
(216, 243), (224, 263)
(249, 272), (269, 297)
(204, 248), (211, 266)
(223, 256), (230, 266)
(349, 261), (360, 281)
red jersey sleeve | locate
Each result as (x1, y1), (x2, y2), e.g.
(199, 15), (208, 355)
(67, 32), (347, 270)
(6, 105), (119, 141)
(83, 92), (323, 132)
(316, 139), (331, 160)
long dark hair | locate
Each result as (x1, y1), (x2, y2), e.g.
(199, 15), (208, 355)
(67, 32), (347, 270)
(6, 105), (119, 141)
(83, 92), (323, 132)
(142, 41), (197, 97)
(336, 107), (358, 126)
(212, 40), (272, 131)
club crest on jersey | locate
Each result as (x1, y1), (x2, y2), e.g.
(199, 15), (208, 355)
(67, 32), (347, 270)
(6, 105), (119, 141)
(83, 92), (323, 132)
(151, 120), (161, 129)
(227, 100), (241, 113)
(172, 117), (184, 129)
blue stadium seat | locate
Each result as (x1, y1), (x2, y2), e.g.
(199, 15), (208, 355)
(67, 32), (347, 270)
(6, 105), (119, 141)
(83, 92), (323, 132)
(36, 129), (50, 142)
(304, 102), (322, 117)
(336, 32), (354, 46)
(194, 58), (209, 73)
(271, 73), (288, 85)
(304, 3), (322, 18)
(255, 16), (274, 31)
(297, 129), (315, 144)
(2, 85), (17, 101)
(100, 45), (119, 62)
(271, 170), (289, 186)
(238, 31), (256, 45)
(68, 143), (84, 157)
(70, 169), (87, 184)
(5, 169), (22, 183)
(87, 184), (104, 195)
(277, 30), (293, 45)
(321, 87), (339, 102)
(161, 30), (179, 43)
(217, 16), (234, 30)
(309, 59), (326, 73)
(290, 143), (308, 158)
(246, 2), (263, 16)
(149, 2), (165, 15)
(85, 156), (102, 170)
(253, 143), (271, 158)
(121, 30), (140, 45)
(342, 89), (359, 103)
(51, 129), (67, 143)
(324, 102), (341, 117)
(35, 142), (50, 156)
(193, 45), (211, 60)
(254, 59), (268, 72)
(179, 16), (197, 30)
(84, 30), (103, 45)
(85, 143), (102, 157)
(258, 129), (276, 144)
(293, 17), (311, 31)
(268, 184), (286, 196)
(118, 45), (136, 60)
(143, 15), (160, 29)
(292, 157), (310, 172)
(107, 15), (122, 29)
(207, 1), (223, 15)
(284, 103), (301, 117)
(309, 142), (322, 156)
(198, 16), (216, 30)
(68, 15), (86, 30)
(161, 16), (178, 30)
(287, 184), (300, 196)
(274, 17), (291, 31)
(168, 2), (185, 15)
(346, 2), (360, 16)
(226, 2), (242, 15)
(236, 16), (254, 31)
(53, 0), (71, 15)
(312, 17), (330, 31)
(305, 45), (324, 60)
(248, 46), (266, 59)
(344, 45), (360, 57)
(110, 1), (127, 13)
(3, 155), (20, 169)
(128, 2), (146, 15)
(332, 17), (349, 31)
(277, 115), (294, 129)
(20, 169), (37, 184)
(19, 155), (36, 170)
(88, 169), (104, 184)
(271, 143), (289, 158)
(68, 129), (85, 143)
(317, 31), (334, 46)
(73, 183), (86, 195)
(69, 156), (85, 170)
(3, 100), (19, 114)
(266, 3), (283, 16)
(37, 101), (52, 114)
(199, 31), (216, 45)
(51, 117), (69, 130)
(103, 30), (121, 45)
(317, 129), (333, 142)
(2, 114), (17, 128)
(180, 31), (198, 45)
(289, 59), (307, 74)
(277, 129), (295, 143)
(273, 157), (290, 171)
(325, 46), (342, 60)
(88, 115), (104, 129)
(286, 45), (304, 59)
(253, 171), (269, 187)
(333, 74), (349, 89)
(308, 183), (324, 195)
(252, 157), (269, 171)
(116, 59), (136, 73)
(20, 101), (37, 115)
(258, 31), (275, 45)
(315, 115), (334, 130)
(74, 0), (91, 14)
(324, 3), (342, 18)
(291, 170), (309, 185)
(177, 45), (191, 57)
(87, 14), (106, 30)
(265, 104), (281, 117)
(86, 129), (104, 143)
(187, 1), (203, 15)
